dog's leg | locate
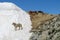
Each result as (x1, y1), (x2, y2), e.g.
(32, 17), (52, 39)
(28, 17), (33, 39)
(15, 27), (17, 31)
(18, 27), (20, 30)
(21, 27), (23, 30)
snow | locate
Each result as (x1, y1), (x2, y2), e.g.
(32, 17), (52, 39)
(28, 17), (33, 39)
(0, 2), (32, 40)
(0, 2), (19, 10)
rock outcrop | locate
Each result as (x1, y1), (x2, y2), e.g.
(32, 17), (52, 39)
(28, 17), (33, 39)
(29, 11), (55, 30)
(29, 11), (60, 40)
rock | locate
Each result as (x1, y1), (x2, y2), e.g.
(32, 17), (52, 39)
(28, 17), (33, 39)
(29, 12), (60, 40)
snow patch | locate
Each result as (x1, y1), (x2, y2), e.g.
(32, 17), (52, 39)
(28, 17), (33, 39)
(0, 2), (32, 40)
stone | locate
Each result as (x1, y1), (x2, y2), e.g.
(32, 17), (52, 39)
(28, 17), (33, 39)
(29, 11), (60, 40)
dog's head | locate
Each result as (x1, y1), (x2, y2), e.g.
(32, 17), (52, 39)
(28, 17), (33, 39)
(12, 22), (16, 25)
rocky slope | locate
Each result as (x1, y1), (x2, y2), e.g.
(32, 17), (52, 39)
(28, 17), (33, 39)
(29, 11), (60, 40)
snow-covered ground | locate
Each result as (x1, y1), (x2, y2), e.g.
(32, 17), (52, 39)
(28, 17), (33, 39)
(0, 2), (32, 40)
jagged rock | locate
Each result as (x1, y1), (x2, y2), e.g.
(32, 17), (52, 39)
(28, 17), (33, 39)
(29, 11), (60, 40)
(29, 11), (55, 29)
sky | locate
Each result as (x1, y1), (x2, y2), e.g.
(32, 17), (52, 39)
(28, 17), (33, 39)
(0, 0), (60, 14)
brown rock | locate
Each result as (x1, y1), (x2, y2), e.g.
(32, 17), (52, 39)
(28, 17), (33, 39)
(29, 11), (55, 30)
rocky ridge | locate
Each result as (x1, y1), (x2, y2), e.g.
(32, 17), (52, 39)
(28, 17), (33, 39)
(29, 11), (60, 40)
